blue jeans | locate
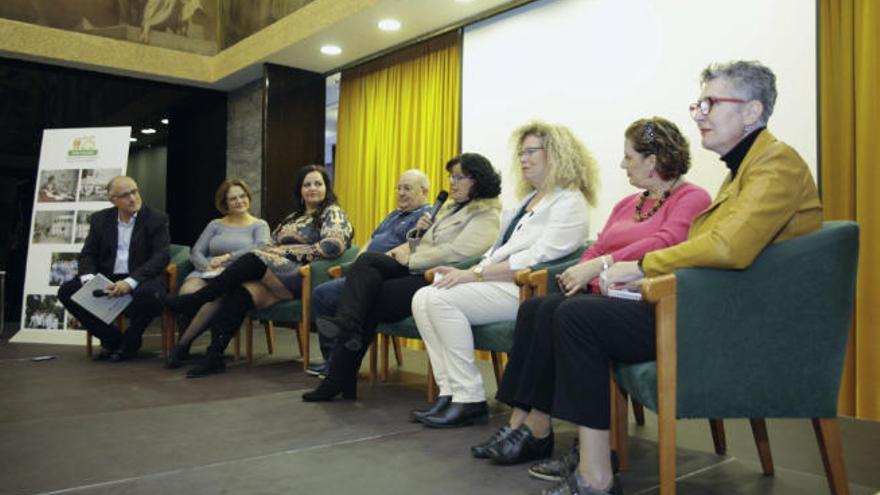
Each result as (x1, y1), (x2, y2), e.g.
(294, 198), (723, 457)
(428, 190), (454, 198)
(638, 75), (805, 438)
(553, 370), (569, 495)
(312, 278), (346, 361)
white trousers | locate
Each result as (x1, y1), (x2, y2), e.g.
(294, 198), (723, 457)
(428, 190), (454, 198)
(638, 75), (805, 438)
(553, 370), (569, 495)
(411, 281), (520, 403)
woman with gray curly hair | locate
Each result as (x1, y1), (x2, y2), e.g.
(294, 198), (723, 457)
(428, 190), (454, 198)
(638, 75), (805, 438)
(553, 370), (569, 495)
(533, 60), (821, 495)
(409, 121), (599, 429)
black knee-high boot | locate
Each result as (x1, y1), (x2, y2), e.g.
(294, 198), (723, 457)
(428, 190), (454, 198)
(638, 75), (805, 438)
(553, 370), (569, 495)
(302, 343), (361, 401)
(186, 286), (254, 378)
(166, 253), (266, 317)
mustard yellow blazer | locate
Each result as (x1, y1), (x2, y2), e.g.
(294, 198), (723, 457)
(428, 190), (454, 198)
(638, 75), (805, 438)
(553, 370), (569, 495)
(643, 130), (822, 277)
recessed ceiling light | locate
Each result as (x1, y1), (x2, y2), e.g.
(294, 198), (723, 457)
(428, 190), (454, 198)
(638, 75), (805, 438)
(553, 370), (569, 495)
(320, 45), (342, 55)
(378, 19), (401, 31)
(160, 118), (169, 125)
(141, 128), (156, 134)
(129, 137), (137, 142)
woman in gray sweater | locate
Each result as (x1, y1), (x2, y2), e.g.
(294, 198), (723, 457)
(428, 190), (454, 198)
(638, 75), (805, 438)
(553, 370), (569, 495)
(166, 179), (269, 368)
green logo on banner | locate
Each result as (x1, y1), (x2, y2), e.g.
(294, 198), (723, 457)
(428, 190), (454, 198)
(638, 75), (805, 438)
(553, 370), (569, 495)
(68, 136), (98, 157)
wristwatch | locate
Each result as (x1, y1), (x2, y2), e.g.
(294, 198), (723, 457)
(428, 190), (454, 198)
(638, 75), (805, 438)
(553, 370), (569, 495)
(472, 265), (485, 281)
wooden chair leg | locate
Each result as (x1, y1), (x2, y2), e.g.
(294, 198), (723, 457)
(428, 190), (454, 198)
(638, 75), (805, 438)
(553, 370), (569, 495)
(369, 336), (378, 385)
(749, 418), (774, 475)
(610, 377), (629, 471)
(631, 398), (646, 426)
(709, 419), (727, 455)
(392, 336), (403, 366)
(381, 334), (390, 382)
(246, 319), (253, 364)
(297, 320), (309, 370)
(233, 327), (241, 361)
(86, 331), (93, 356)
(265, 321), (275, 355)
(426, 359), (438, 402)
(490, 352), (504, 387)
(812, 418), (849, 495)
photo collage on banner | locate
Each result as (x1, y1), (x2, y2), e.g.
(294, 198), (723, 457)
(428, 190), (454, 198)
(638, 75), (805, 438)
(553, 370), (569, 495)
(13, 127), (131, 345)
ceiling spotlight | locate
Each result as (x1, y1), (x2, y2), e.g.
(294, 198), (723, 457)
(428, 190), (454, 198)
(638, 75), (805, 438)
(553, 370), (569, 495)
(160, 118), (169, 125)
(141, 128), (157, 134)
(129, 137), (137, 142)
(378, 19), (401, 31)
(320, 45), (342, 55)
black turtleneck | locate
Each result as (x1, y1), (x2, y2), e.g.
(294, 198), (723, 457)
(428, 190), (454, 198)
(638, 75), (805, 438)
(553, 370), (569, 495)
(720, 127), (765, 178)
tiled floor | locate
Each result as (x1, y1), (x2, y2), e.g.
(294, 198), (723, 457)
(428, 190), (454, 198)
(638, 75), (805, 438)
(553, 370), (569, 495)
(1, 325), (878, 495)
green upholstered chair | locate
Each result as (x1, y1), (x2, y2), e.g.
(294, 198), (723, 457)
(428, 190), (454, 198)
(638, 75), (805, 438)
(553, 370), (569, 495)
(240, 245), (360, 370)
(615, 221), (859, 495)
(85, 243), (192, 358)
(366, 248), (587, 400)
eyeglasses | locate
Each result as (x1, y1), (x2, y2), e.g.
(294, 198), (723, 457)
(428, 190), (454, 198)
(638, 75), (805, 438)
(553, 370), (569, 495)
(110, 188), (139, 200)
(689, 97), (747, 117)
(449, 174), (473, 184)
(518, 147), (544, 158)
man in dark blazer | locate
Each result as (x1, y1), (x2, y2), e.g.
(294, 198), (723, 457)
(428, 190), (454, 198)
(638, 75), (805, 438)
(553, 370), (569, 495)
(58, 176), (170, 361)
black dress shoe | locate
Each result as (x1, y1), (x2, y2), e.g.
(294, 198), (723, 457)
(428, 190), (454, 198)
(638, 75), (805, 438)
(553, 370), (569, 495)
(165, 345), (190, 369)
(109, 349), (135, 362)
(92, 348), (114, 361)
(186, 357), (226, 378)
(420, 401), (488, 429)
(488, 425), (553, 465)
(410, 395), (451, 423)
(471, 425), (515, 458)
(301, 375), (356, 401)
(529, 440), (620, 482)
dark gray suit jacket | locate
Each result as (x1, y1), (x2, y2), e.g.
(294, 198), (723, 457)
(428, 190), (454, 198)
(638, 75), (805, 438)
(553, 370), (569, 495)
(77, 205), (170, 284)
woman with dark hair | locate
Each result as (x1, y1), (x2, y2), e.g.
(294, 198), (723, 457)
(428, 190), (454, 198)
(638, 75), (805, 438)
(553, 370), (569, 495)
(302, 153), (503, 401)
(165, 178), (269, 368)
(165, 165), (353, 377)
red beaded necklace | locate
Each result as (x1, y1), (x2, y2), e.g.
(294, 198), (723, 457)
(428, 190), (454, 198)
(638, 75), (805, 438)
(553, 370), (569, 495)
(633, 178), (680, 222)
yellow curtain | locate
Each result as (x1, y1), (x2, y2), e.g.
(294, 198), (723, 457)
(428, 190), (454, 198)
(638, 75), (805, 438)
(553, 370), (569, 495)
(820, 0), (880, 420)
(335, 32), (461, 248)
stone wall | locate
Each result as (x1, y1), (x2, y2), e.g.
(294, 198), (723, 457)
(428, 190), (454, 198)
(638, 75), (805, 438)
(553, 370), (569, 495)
(226, 80), (263, 216)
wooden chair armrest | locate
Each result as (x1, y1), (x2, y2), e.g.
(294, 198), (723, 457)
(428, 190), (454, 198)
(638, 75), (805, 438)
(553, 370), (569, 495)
(514, 268), (532, 287)
(424, 268), (435, 283)
(640, 273), (676, 303)
(328, 265), (343, 279)
(528, 269), (550, 297)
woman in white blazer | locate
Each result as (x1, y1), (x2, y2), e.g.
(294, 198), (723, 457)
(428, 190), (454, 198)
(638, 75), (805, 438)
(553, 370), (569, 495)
(410, 121), (599, 429)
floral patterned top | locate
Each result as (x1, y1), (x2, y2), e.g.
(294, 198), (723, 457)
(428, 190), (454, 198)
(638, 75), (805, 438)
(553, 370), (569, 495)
(252, 204), (353, 290)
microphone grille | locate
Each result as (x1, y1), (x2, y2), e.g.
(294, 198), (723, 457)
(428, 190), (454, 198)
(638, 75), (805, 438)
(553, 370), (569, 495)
(436, 190), (449, 202)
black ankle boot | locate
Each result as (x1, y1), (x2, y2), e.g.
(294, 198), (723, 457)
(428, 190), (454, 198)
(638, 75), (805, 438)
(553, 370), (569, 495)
(302, 346), (359, 401)
(410, 395), (452, 423)
(186, 352), (226, 378)
(165, 344), (190, 369)
(184, 286), (253, 377)
(165, 254), (266, 316)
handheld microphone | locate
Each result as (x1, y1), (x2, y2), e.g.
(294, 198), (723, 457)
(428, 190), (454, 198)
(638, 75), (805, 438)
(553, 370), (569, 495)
(417, 191), (449, 236)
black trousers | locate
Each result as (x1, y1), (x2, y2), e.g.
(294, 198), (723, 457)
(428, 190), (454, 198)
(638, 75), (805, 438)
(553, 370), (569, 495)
(551, 295), (655, 430)
(336, 251), (428, 343)
(58, 275), (166, 352)
(495, 293), (568, 413)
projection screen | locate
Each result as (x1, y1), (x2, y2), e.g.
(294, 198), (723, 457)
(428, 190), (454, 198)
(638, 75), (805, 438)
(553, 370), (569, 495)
(462, 0), (817, 234)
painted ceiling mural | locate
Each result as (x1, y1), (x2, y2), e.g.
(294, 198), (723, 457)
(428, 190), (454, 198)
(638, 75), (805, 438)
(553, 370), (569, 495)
(0, 0), (316, 55)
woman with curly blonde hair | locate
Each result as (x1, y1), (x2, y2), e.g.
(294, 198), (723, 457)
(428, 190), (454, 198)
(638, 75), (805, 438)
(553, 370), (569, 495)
(409, 121), (598, 428)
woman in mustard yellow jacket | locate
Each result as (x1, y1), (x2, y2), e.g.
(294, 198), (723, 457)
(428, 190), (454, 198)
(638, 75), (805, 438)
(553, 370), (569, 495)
(531, 61), (822, 495)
